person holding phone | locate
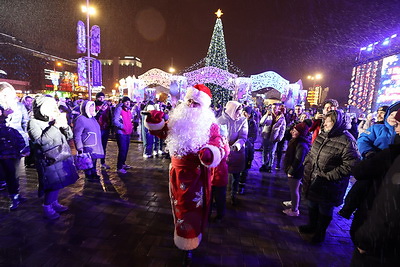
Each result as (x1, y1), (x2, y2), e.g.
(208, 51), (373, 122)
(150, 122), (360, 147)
(309, 99), (339, 143)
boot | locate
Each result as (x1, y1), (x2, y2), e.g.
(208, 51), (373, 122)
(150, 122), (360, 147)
(9, 194), (20, 211)
(51, 200), (68, 213)
(311, 215), (332, 243)
(299, 206), (319, 234)
(182, 250), (193, 267)
(9, 194), (26, 211)
(42, 204), (60, 220)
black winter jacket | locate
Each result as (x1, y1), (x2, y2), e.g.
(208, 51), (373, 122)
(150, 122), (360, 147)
(303, 110), (360, 206)
(350, 144), (400, 260)
(284, 135), (311, 179)
(354, 153), (400, 260)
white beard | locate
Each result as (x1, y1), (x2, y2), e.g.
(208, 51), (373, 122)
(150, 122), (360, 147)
(166, 103), (216, 157)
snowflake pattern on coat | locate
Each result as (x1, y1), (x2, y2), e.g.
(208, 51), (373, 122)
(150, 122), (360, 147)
(180, 183), (186, 190)
(192, 187), (203, 208)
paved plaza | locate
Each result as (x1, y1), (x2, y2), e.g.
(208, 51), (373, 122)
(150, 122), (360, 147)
(0, 140), (355, 266)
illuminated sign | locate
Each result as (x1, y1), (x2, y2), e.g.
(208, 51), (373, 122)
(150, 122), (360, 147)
(376, 54), (400, 106)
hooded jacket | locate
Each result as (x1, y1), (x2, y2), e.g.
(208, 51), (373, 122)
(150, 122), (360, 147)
(303, 110), (360, 206)
(28, 95), (78, 196)
(73, 100), (104, 158)
(217, 101), (248, 173)
(260, 109), (286, 142)
(357, 101), (399, 158)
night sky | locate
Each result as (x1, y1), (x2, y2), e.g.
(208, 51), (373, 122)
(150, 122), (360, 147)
(1, 0), (400, 104)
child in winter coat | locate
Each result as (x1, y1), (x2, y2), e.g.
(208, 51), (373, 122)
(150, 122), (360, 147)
(282, 120), (312, 216)
(209, 125), (230, 222)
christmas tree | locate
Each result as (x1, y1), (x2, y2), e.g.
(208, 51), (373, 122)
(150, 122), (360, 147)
(205, 9), (230, 107)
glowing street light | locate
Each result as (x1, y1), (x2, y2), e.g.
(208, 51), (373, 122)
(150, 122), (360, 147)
(169, 67), (176, 74)
(81, 5), (96, 15)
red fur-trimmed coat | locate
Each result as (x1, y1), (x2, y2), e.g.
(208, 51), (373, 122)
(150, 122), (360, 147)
(145, 111), (224, 250)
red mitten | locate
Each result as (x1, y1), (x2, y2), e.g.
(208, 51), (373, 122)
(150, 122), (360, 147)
(146, 110), (165, 124)
(199, 148), (214, 166)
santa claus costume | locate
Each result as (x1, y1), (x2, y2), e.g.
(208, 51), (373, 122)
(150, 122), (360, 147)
(145, 85), (224, 261)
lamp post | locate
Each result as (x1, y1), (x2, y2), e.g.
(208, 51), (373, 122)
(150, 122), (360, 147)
(82, 1), (95, 100)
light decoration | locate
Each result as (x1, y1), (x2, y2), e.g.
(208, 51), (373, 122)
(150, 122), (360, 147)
(232, 77), (252, 102)
(203, 9), (231, 105)
(183, 66), (237, 90)
(250, 71), (289, 93)
(358, 32), (398, 62)
(282, 80), (305, 108)
(347, 60), (379, 112)
(376, 54), (400, 106)
(206, 10), (228, 71)
(118, 75), (146, 101)
(138, 68), (173, 88)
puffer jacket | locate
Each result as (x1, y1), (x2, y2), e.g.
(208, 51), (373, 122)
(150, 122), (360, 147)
(284, 135), (311, 179)
(357, 102), (398, 158)
(73, 100), (104, 159)
(28, 96), (78, 197)
(303, 110), (360, 206)
(217, 108), (248, 174)
(260, 112), (286, 142)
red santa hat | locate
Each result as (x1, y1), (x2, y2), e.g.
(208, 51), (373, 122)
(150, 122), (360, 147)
(184, 84), (212, 107)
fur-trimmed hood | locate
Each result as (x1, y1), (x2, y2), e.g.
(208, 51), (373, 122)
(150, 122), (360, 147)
(80, 100), (95, 118)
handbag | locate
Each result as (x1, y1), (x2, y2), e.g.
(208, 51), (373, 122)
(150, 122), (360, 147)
(42, 144), (71, 166)
(74, 153), (93, 170)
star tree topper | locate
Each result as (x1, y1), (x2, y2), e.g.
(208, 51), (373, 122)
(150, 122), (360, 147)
(215, 9), (223, 18)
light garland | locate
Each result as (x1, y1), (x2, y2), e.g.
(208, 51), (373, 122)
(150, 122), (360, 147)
(183, 66), (237, 90)
(250, 71), (290, 93)
(138, 68), (173, 88)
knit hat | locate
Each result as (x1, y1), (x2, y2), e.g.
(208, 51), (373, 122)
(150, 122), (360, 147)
(377, 105), (389, 113)
(243, 106), (253, 115)
(388, 101), (400, 115)
(121, 96), (131, 103)
(184, 84), (212, 107)
(294, 122), (310, 136)
(96, 92), (105, 98)
(395, 109), (400, 122)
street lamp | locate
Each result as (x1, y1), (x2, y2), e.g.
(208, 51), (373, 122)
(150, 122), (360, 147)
(169, 67), (176, 74)
(82, 1), (96, 100)
(307, 73), (322, 86)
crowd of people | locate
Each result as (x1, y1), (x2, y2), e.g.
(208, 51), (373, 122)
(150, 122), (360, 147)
(0, 81), (399, 265)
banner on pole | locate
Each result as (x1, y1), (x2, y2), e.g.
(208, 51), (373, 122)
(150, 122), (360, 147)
(77, 57), (87, 87)
(77, 21), (86, 54)
(91, 25), (101, 56)
(92, 59), (102, 87)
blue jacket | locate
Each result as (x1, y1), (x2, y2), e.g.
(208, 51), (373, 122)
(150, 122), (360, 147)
(357, 102), (398, 158)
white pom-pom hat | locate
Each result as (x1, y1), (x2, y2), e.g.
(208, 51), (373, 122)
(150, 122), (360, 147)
(184, 84), (212, 107)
